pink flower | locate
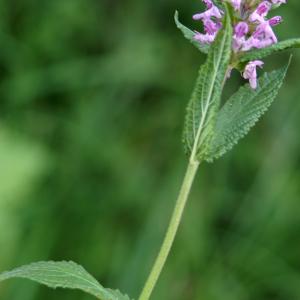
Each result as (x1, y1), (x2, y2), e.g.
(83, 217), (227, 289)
(228, 0), (241, 11)
(233, 22), (249, 52)
(192, 1), (223, 44)
(252, 21), (278, 45)
(203, 19), (222, 35)
(243, 60), (264, 89)
(190, 0), (287, 89)
(193, 5), (223, 21)
(249, 1), (271, 23)
(234, 22), (249, 38)
(194, 31), (217, 44)
(269, 16), (283, 26)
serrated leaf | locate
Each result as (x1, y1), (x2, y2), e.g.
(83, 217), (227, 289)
(240, 38), (300, 62)
(206, 59), (290, 162)
(0, 261), (131, 300)
(183, 6), (232, 162)
(174, 11), (209, 54)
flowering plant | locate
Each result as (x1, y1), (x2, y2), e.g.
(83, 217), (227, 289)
(0, 1), (299, 300)
(175, 0), (298, 164)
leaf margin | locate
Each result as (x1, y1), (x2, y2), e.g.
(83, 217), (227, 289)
(240, 38), (300, 62)
(205, 56), (292, 162)
(174, 10), (209, 54)
(182, 4), (233, 162)
(0, 261), (131, 300)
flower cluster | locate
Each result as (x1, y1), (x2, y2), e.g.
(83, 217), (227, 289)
(193, 0), (287, 89)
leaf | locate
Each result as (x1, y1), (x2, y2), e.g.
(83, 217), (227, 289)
(240, 38), (300, 62)
(183, 5), (232, 162)
(213, 0), (224, 8)
(206, 59), (291, 162)
(174, 11), (209, 54)
(0, 261), (131, 300)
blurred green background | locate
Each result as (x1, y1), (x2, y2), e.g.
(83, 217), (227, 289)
(0, 1), (299, 300)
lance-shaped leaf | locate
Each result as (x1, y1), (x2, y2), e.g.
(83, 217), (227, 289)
(174, 11), (209, 54)
(183, 6), (232, 162)
(0, 261), (131, 300)
(240, 38), (300, 62)
(206, 59), (290, 162)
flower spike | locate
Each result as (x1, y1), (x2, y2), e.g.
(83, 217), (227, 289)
(191, 0), (287, 88)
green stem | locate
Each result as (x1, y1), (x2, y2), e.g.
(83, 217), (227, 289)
(138, 161), (200, 300)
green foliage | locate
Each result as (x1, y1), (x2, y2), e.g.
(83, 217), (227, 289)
(0, 262), (131, 300)
(174, 11), (209, 54)
(240, 38), (300, 62)
(183, 7), (232, 162)
(213, 0), (223, 7)
(206, 60), (290, 162)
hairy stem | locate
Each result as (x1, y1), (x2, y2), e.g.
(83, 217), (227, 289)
(138, 161), (200, 300)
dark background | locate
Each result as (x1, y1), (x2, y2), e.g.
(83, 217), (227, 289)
(0, 1), (299, 299)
